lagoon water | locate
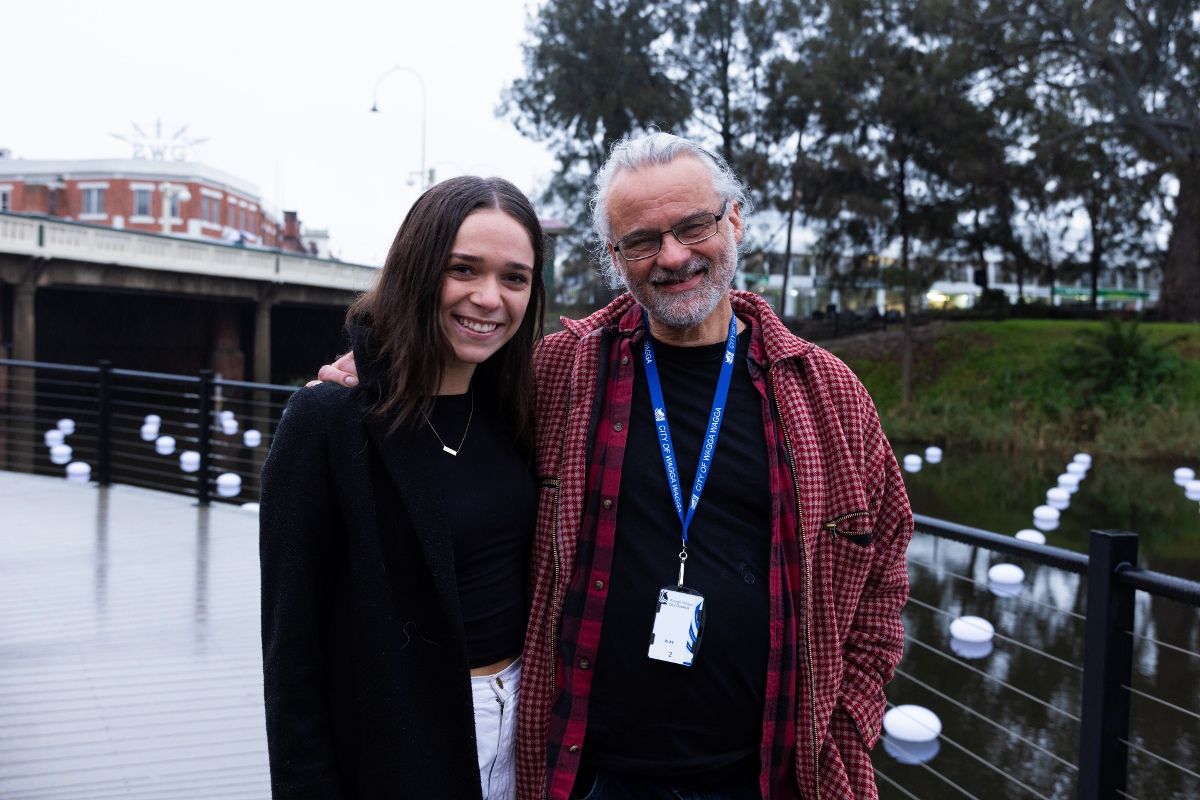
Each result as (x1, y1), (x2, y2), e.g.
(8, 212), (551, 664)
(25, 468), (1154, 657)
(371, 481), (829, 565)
(882, 448), (1200, 799)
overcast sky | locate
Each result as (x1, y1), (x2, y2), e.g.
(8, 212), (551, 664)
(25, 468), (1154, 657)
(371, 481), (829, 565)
(2, 0), (557, 264)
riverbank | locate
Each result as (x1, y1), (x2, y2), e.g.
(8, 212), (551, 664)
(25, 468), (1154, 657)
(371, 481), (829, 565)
(828, 319), (1200, 460)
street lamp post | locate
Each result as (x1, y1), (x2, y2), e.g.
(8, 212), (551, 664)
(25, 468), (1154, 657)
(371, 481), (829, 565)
(370, 65), (430, 191)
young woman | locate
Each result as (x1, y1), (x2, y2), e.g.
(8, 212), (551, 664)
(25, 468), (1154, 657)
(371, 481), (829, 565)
(259, 176), (545, 799)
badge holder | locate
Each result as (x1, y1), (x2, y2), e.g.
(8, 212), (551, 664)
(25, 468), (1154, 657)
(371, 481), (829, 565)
(648, 585), (705, 667)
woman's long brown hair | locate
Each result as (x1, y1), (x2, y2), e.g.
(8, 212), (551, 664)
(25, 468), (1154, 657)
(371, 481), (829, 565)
(347, 176), (545, 452)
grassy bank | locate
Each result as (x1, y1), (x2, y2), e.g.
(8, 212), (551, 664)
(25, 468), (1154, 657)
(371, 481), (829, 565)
(827, 320), (1200, 460)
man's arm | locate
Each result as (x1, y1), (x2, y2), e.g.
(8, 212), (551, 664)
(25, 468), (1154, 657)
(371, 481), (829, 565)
(838, 391), (913, 750)
(308, 352), (358, 388)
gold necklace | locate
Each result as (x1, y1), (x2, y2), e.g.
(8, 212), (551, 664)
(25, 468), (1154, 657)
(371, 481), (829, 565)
(426, 393), (473, 456)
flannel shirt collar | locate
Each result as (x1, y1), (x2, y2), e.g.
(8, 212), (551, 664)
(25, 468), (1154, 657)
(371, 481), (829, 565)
(559, 290), (817, 369)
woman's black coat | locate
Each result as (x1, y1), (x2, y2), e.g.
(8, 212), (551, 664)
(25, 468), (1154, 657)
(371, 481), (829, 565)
(259, 373), (484, 799)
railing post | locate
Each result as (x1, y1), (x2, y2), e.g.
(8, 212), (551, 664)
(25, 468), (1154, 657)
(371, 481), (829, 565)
(197, 370), (213, 506)
(1077, 529), (1138, 800)
(96, 360), (112, 486)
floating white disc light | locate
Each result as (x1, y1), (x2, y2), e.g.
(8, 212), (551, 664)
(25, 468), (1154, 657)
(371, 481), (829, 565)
(950, 615), (994, 644)
(883, 735), (941, 765)
(903, 454), (922, 473)
(884, 705), (942, 743)
(1057, 473), (1080, 494)
(221, 417), (239, 436)
(925, 446), (943, 464)
(219, 410), (235, 423)
(179, 450), (200, 473)
(1046, 487), (1070, 510)
(1015, 529), (1047, 545)
(1034, 508), (1061, 531)
(144, 414), (162, 427)
(1175, 467), (1196, 486)
(216, 472), (242, 498)
(1073, 453), (1092, 468)
(50, 444), (73, 465)
(243, 429), (262, 448)
(44, 429), (65, 447)
(65, 461), (91, 482)
(155, 435), (176, 456)
(1185, 480), (1200, 502)
(56, 418), (76, 435)
(950, 637), (994, 659)
(988, 563), (1025, 584)
(1066, 462), (1087, 477)
(140, 422), (159, 442)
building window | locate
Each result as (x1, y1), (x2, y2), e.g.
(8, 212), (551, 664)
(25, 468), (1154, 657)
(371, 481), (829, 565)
(200, 196), (209, 222)
(83, 187), (106, 215)
(170, 195), (181, 218)
(228, 202), (236, 227)
(208, 198), (220, 223)
(0, 190), (10, 212)
(135, 189), (152, 217)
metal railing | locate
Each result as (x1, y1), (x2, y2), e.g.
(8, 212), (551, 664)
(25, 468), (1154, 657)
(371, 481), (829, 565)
(883, 515), (1200, 800)
(2, 357), (1198, 799)
(0, 357), (298, 505)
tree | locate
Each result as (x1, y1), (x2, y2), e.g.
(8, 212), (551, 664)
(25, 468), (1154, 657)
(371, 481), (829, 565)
(947, 0), (1200, 320)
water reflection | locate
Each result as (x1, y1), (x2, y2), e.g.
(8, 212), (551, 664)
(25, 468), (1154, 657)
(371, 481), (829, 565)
(880, 450), (1200, 799)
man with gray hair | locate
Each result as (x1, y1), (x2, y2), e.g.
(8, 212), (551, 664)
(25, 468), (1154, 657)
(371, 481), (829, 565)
(317, 132), (911, 799)
(517, 132), (911, 800)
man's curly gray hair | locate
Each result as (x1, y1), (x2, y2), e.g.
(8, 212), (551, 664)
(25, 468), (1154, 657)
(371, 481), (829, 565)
(589, 132), (752, 290)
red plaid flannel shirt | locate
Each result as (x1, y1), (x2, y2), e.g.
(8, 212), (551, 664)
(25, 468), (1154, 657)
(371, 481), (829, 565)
(518, 291), (912, 800)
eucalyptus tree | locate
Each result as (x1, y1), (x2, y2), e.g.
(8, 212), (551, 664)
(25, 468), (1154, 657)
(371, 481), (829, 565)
(946, 0), (1200, 320)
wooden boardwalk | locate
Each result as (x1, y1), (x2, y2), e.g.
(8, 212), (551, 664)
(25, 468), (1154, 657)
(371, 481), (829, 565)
(0, 472), (269, 799)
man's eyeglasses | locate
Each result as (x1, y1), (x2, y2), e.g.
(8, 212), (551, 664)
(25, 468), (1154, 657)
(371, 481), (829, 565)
(612, 200), (729, 261)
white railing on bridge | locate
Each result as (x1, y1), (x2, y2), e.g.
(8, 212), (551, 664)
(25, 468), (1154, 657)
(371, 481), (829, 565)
(0, 212), (379, 292)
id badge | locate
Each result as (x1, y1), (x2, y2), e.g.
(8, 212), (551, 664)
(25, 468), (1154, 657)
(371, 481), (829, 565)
(647, 586), (705, 667)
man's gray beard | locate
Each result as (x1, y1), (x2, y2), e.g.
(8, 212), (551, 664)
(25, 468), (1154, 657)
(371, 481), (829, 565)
(624, 235), (738, 331)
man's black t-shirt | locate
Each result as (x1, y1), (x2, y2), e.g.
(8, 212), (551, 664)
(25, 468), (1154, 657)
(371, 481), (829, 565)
(584, 328), (772, 779)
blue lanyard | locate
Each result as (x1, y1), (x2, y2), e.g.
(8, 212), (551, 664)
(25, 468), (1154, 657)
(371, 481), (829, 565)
(642, 306), (738, 567)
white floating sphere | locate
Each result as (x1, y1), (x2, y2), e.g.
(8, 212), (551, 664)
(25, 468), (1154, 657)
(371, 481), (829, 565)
(56, 418), (76, 435)
(144, 414), (162, 426)
(949, 615), (994, 644)
(1015, 529), (1047, 545)
(988, 579), (1024, 598)
(883, 705), (942, 743)
(1066, 462), (1087, 477)
(1034, 518), (1060, 532)
(179, 450), (200, 473)
(242, 429), (262, 448)
(155, 435), (176, 456)
(1185, 480), (1200, 501)
(1057, 473), (1080, 493)
(44, 429), (65, 447)
(1175, 467), (1196, 486)
(215, 472), (242, 498)
(219, 409), (235, 423)
(65, 461), (91, 482)
(1033, 505), (1060, 523)
(1046, 487), (1070, 510)
(241, 502), (260, 513)
(950, 637), (994, 660)
(221, 418), (239, 436)
(883, 735), (941, 765)
(925, 446), (943, 464)
(988, 563), (1025, 584)
(140, 422), (159, 442)
(49, 444), (73, 465)
(1073, 453), (1092, 468)
(903, 454), (923, 473)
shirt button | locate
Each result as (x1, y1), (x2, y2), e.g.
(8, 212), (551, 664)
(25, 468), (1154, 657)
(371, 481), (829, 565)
(602, 498), (613, 510)
(579, 658), (590, 670)
(613, 421), (623, 432)
(594, 580), (605, 590)
(620, 356), (629, 366)
(569, 745), (580, 753)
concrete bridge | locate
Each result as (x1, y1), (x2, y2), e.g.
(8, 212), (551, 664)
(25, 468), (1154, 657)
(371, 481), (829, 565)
(0, 212), (378, 383)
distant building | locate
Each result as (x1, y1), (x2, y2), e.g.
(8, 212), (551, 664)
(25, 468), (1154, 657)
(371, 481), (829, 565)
(0, 149), (322, 256)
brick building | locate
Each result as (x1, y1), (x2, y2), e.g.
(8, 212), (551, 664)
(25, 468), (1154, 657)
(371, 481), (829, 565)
(0, 149), (321, 255)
